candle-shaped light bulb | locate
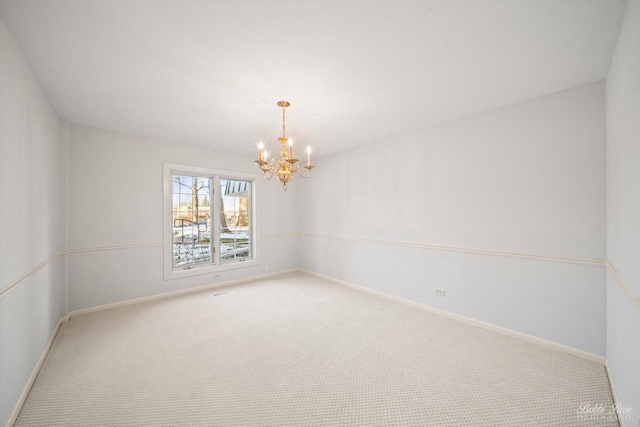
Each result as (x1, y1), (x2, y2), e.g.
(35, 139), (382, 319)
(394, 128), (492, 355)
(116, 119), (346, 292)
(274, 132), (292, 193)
(264, 150), (269, 161)
(288, 138), (293, 158)
(306, 146), (312, 165)
(257, 141), (264, 161)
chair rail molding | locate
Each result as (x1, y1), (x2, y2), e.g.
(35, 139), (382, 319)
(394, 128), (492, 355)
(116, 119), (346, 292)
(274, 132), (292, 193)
(299, 232), (605, 267)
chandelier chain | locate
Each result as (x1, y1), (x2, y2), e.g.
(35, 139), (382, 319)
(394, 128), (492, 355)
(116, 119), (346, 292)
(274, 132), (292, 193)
(282, 103), (286, 139)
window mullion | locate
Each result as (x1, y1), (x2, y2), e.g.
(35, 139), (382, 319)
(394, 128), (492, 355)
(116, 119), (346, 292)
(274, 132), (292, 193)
(212, 175), (220, 265)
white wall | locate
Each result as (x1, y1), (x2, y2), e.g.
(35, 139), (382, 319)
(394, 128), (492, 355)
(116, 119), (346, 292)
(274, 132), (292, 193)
(0, 18), (66, 426)
(299, 82), (607, 355)
(67, 124), (298, 311)
(606, 1), (640, 424)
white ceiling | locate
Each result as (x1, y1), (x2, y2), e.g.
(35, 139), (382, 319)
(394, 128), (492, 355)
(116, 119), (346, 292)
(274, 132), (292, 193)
(0, 0), (628, 158)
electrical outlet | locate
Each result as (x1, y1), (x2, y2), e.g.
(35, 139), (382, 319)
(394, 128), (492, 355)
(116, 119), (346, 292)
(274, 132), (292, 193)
(435, 289), (446, 297)
(264, 265), (269, 272)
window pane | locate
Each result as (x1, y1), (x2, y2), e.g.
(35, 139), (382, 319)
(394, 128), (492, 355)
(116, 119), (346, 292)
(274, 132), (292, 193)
(172, 174), (211, 267)
(220, 178), (251, 262)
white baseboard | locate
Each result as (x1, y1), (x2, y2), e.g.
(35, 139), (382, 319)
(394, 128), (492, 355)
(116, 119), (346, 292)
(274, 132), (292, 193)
(298, 269), (607, 365)
(5, 315), (70, 427)
(68, 268), (298, 319)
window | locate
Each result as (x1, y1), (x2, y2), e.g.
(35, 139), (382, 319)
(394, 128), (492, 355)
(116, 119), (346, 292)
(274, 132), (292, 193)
(163, 164), (258, 280)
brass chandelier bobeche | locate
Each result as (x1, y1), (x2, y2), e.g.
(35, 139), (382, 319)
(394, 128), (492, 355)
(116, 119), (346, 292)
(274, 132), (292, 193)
(254, 101), (315, 189)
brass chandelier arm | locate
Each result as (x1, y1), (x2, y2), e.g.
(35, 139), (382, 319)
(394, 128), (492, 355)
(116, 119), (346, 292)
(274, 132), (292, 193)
(299, 164), (315, 178)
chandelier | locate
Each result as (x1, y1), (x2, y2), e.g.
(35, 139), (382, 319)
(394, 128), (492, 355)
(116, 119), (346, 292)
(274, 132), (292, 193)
(254, 101), (315, 189)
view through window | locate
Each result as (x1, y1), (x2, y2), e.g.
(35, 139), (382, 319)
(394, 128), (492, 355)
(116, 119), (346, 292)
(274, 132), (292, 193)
(172, 175), (212, 267)
(220, 178), (252, 262)
(169, 170), (254, 273)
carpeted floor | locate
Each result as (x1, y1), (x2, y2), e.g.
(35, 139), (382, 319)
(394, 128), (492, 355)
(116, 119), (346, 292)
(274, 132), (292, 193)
(15, 272), (616, 426)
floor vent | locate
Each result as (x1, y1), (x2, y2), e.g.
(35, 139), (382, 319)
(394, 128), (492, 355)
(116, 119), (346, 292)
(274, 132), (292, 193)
(211, 291), (234, 298)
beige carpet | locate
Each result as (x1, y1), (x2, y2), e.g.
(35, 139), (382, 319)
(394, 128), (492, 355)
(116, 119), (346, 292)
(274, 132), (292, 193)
(15, 272), (616, 426)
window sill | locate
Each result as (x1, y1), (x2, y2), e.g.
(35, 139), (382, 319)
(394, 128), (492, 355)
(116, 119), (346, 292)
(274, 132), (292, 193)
(164, 258), (259, 280)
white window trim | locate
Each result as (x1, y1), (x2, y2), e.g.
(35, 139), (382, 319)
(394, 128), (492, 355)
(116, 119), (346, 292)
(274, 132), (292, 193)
(163, 163), (259, 280)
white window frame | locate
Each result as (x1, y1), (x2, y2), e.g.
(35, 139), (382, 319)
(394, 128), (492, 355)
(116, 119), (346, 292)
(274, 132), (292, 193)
(163, 163), (259, 280)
